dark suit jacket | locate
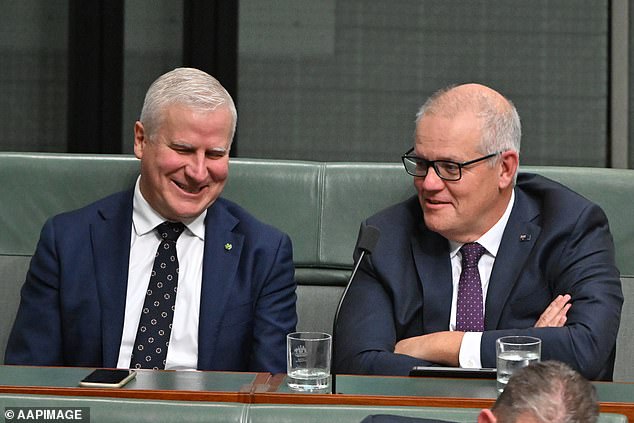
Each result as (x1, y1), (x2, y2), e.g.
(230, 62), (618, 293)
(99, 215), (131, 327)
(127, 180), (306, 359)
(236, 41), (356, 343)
(5, 190), (297, 373)
(335, 173), (623, 380)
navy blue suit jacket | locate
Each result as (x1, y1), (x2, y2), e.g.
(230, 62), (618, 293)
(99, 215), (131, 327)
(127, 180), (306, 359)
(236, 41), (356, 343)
(335, 173), (623, 380)
(5, 190), (297, 373)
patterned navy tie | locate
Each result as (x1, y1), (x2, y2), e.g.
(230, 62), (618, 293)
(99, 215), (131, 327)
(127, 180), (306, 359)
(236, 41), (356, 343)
(456, 242), (487, 332)
(131, 221), (185, 369)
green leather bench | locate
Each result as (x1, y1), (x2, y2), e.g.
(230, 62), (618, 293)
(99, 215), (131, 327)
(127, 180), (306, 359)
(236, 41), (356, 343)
(0, 395), (628, 423)
(1, 152), (633, 382)
(245, 404), (627, 423)
(0, 394), (246, 422)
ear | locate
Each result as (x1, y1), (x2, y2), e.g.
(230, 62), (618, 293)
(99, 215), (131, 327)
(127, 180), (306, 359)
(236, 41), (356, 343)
(133, 121), (147, 160)
(478, 409), (497, 423)
(498, 150), (519, 190)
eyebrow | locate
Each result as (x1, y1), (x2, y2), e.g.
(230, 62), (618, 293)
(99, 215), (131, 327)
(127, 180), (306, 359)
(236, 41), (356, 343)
(406, 148), (461, 162)
(412, 153), (463, 163)
(170, 141), (228, 155)
(207, 146), (228, 154)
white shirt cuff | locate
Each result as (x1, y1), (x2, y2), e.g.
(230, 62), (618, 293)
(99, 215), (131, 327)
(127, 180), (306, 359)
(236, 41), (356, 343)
(458, 331), (483, 368)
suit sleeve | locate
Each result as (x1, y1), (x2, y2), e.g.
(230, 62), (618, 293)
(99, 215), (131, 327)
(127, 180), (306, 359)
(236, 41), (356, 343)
(249, 233), (297, 373)
(481, 202), (623, 380)
(335, 224), (435, 375)
(4, 219), (64, 365)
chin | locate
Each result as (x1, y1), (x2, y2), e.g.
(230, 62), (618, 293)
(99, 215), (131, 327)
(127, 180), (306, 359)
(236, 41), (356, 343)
(423, 219), (456, 240)
(161, 206), (204, 221)
(165, 196), (214, 219)
(423, 219), (441, 233)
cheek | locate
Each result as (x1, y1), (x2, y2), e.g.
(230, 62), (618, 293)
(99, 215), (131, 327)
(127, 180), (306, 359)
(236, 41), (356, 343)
(153, 153), (188, 177)
(413, 178), (424, 192)
(459, 186), (494, 216)
(209, 160), (229, 180)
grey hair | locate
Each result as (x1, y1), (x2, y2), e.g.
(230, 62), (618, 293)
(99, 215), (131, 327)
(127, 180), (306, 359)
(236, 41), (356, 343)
(492, 361), (599, 423)
(415, 84), (521, 157)
(139, 67), (237, 144)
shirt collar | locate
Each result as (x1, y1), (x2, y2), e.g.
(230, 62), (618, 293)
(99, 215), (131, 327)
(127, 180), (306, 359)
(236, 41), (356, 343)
(449, 189), (515, 259)
(132, 176), (206, 240)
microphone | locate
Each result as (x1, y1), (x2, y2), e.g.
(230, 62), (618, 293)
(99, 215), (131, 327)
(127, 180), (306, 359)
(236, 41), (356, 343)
(331, 225), (380, 394)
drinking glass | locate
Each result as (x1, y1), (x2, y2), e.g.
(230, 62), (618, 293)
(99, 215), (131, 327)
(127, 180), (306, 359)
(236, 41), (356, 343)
(496, 336), (541, 394)
(286, 331), (331, 392)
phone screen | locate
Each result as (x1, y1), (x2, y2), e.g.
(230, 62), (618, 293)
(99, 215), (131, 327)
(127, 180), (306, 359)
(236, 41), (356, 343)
(79, 369), (137, 387)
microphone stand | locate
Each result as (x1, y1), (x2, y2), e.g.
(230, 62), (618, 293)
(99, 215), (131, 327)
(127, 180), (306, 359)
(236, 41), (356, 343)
(331, 249), (368, 394)
(330, 224), (379, 394)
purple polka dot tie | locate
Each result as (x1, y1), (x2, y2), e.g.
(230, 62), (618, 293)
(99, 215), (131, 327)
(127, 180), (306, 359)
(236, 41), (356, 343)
(131, 222), (184, 369)
(456, 242), (486, 332)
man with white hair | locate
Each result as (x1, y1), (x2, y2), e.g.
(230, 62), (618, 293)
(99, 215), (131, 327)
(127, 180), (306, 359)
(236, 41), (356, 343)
(6, 68), (297, 373)
(336, 83), (622, 380)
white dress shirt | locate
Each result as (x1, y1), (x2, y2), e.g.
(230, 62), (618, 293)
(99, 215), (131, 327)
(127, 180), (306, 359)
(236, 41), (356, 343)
(117, 177), (206, 370)
(449, 190), (515, 368)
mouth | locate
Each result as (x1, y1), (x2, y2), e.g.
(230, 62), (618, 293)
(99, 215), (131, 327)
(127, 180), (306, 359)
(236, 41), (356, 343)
(173, 180), (207, 194)
(423, 198), (451, 208)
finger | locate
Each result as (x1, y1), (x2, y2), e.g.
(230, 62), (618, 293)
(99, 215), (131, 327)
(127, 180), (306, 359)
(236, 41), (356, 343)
(541, 295), (565, 319)
(547, 294), (571, 316)
(556, 303), (572, 326)
(541, 302), (572, 328)
(535, 294), (572, 327)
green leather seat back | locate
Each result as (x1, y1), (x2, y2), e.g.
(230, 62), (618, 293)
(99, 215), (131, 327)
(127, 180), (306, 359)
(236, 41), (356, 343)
(615, 276), (634, 382)
(320, 163), (414, 268)
(0, 153), (139, 256)
(224, 159), (321, 266)
(1, 154), (633, 274)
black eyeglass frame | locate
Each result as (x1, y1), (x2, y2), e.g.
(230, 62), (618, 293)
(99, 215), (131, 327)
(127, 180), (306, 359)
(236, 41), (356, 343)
(401, 147), (502, 181)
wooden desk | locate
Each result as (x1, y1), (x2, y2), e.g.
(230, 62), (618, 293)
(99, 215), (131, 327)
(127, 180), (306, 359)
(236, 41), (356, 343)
(257, 374), (634, 421)
(1, 366), (633, 421)
(0, 365), (263, 402)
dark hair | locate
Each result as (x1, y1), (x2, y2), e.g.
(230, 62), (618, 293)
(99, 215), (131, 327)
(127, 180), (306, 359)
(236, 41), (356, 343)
(493, 361), (599, 423)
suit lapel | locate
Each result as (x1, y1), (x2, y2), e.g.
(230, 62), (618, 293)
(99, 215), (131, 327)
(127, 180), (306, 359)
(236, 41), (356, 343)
(197, 200), (244, 370)
(412, 225), (453, 333)
(91, 191), (134, 367)
(485, 189), (541, 329)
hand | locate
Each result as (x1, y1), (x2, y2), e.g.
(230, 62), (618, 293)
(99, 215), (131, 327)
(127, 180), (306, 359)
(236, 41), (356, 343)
(394, 331), (464, 366)
(534, 294), (571, 327)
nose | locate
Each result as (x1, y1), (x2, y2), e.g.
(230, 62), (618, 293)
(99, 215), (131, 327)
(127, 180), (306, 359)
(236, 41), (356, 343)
(419, 165), (445, 191)
(185, 153), (208, 182)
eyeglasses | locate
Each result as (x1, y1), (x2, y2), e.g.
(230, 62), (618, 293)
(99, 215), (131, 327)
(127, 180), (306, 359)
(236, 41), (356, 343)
(401, 147), (501, 181)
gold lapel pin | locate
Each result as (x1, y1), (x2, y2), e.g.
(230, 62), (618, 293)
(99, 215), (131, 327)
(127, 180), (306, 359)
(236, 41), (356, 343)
(224, 243), (233, 251)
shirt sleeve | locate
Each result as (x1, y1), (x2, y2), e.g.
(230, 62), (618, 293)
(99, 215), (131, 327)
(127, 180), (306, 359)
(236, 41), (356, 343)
(459, 331), (483, 368)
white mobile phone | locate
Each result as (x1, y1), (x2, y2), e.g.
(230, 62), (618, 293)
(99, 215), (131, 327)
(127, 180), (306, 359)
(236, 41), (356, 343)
(79, 369), (137, 388)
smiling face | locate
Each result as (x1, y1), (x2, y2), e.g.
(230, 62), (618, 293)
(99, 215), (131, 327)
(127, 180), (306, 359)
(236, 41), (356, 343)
(413, 111), (516, 243)
(133, 103), (233, 222)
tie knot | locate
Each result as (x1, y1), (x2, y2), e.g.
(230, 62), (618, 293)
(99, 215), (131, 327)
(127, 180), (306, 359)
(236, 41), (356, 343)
(460, 242), (486, 268)
(156, 222), (185, 243)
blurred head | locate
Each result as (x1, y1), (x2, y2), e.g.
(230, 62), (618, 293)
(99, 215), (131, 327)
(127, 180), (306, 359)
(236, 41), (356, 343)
(133, 67), (237, 222)
(411, 83), (521, 242)
(479, 361), (599, 423)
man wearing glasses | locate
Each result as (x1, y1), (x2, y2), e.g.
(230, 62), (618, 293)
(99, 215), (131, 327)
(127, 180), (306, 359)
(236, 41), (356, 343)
(335, 83), (622, 380)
